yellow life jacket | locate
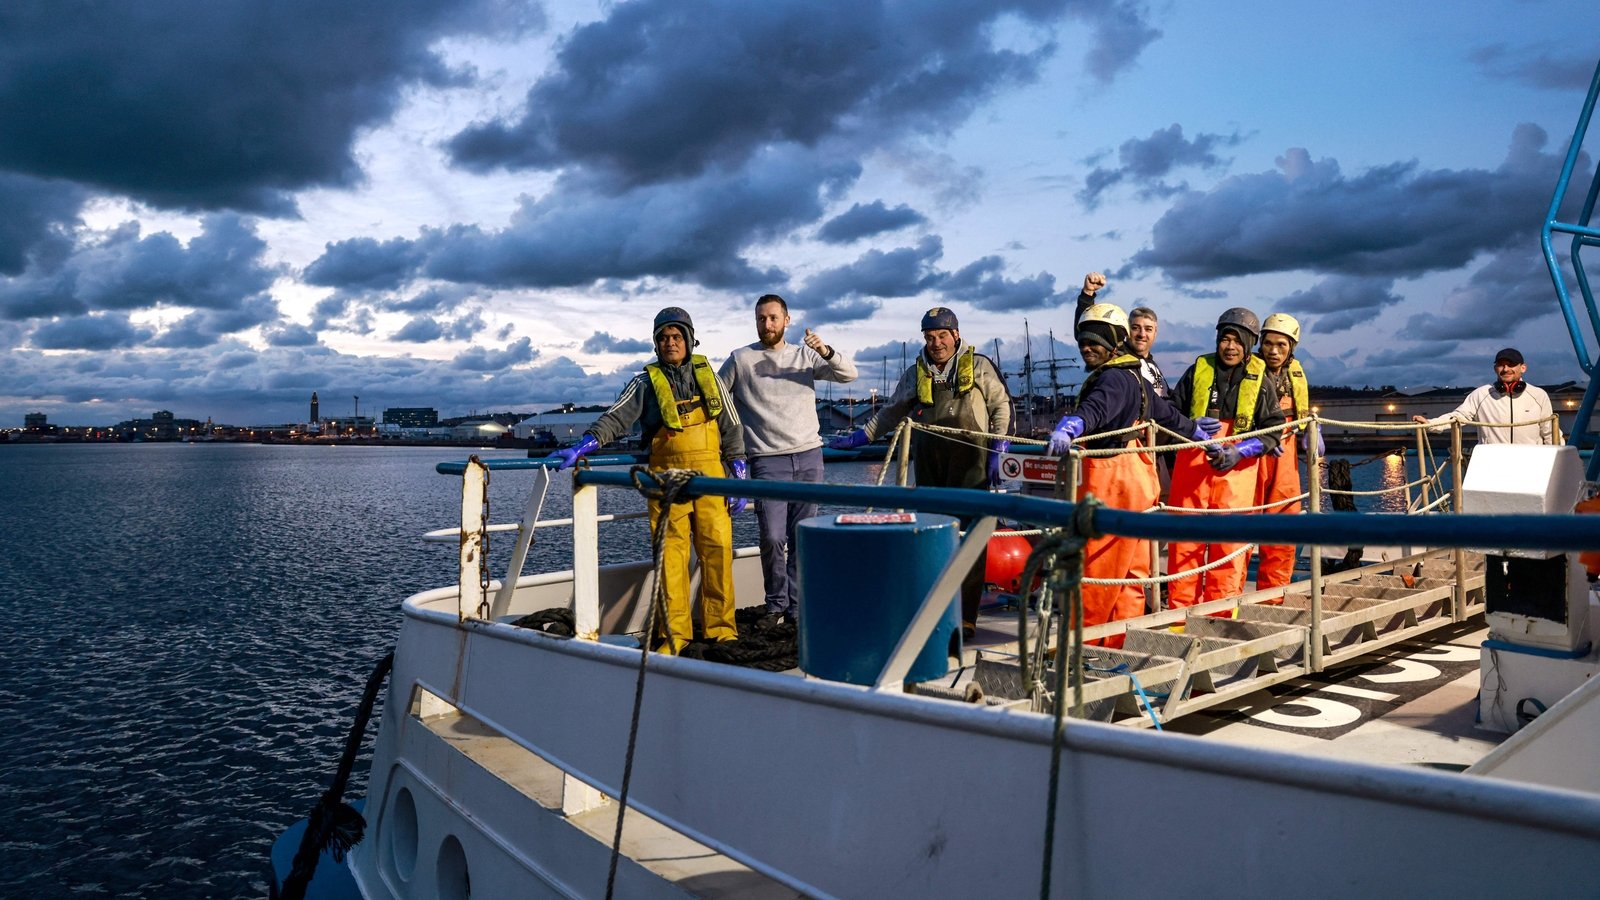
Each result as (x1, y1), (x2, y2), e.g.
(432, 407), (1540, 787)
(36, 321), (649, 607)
(1078, 354), (1149, 422)
(1188, 354), (1267, 431)
(1282, 358), (1310, 429)
(916, 345), (975, 405)
(645, 355), (724, 430)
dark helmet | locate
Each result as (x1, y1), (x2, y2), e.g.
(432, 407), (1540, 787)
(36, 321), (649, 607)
(652, 306), (697, 346)
(920, 306), (960, 331)
(1216, 307), (1260, 347)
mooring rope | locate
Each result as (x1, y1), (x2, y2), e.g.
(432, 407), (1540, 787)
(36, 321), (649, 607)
(1033, 498), (1096, 900)
(606, 466), (698, 899)
(279, 652), (394, 900)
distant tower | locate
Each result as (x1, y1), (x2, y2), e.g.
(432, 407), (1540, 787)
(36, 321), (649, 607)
(310, 391), (319, 424)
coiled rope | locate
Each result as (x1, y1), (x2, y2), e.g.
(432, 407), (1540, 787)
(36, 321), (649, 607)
(606, 466), (699, 899)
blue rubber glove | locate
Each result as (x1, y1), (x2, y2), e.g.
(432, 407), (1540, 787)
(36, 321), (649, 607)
(987, 439), (1010, 488)
(1298, 423), (1325, 458)
(726, 458), (749, 515)
(545, 434), (600, 470)
(1206, 437), (1265, 472)
(828, 428), (869, 450)
(1191, 416), (1222, 441)
(1047, 416), (1085, 456)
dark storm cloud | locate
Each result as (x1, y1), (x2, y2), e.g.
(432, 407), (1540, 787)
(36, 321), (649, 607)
(393, 316), (445, 343)
(0, 214), (283, 333)
(304, 237), (427, 291)
(263, 322), (319, 347)
(0, 1), (529, 213)
(452, 336), (536, 371)
(1403, 249), (1559, 341)
(1131, 125), (1587, 283)
(801, 236), (946, 307)
(31, 314), (151, 351)
(805, 296), (886, 327)
(393, 310), (486, 343)
(1077, 124), (1242, 209)
(1275, 275), (1403, 334)
(147, 295), (280, 349)
(941, 256), (1064, 312)
(0, 341), (650, 427)
(816, 201), (929, 244)
(447, 0), (1156, 184)
(0, 174), (88, 276)
(852, 339), (913, 364)
(384, 286), (475, 314)
(1075, 0), (1163, 84)
(411, 147), (855, 291)
(582, 331), (653, 354)
(1470, 45), (1598, 91)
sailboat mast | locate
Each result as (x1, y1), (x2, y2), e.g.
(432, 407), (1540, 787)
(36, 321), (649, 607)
(1023, 319), (1035, 436)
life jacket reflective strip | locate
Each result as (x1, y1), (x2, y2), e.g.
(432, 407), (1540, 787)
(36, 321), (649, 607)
(1189, 354), (1266, 431)
(645, 355), (724, 430)
(916, 345), (975, 405)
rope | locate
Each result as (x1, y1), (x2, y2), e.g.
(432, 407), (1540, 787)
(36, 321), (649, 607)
(1082, 542), (1257, 586)
(606, 466), (698, 899)
(1084, 662), (1163, 730)
(1037, 498), (1096, 900)
(279, 652), (394, 900)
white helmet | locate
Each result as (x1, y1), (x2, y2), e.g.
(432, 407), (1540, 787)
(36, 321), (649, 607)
(1261, 312), (1301, 344)
(1076, 302), (1130, 351)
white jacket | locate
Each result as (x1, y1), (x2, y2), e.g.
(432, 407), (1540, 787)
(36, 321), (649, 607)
(1423, 381), (1554, 445)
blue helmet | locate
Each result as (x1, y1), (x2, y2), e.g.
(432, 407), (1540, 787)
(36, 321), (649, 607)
(652, 306), (696, 346)
(920, 306), (959, 332)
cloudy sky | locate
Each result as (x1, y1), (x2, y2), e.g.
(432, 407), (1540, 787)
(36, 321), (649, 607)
(2, 0), (1598, 427)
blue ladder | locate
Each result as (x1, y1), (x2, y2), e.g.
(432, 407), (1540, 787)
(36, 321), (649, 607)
(1545, 59), (1600, 480)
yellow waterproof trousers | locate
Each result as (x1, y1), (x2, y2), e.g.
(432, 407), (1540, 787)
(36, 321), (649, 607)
(648, 405), (737, 652)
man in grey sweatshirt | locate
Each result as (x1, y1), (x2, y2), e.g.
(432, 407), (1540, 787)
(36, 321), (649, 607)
(720, 294), (859, 625)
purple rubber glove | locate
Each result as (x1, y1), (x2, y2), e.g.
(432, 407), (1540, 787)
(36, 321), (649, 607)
(1206, 437), (1265, 472)
(1298, 423), (1326, 458)
(987, 439), (1010, 488)
(1191, 416), (1222, 442)
(545, 433), (600, 470)
(1047, 416), (1085, 456)
(726, 458), (749, 515)
(828, 428), (869, 450)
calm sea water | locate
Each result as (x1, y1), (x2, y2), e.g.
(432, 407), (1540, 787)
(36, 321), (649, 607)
(0, 444), (1413, 897)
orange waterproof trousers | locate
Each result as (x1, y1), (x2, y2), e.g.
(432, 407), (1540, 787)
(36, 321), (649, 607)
(1078, 441), (1160, 645)
(1254, 431), (1302, 591)
(1166, 420), (1259, 607)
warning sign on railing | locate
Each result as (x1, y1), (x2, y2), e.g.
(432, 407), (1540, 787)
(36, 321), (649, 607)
(999, 452), (1060, 484)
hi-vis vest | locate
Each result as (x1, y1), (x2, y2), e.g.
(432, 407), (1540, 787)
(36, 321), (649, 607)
(1188, 354), (1266, 431)
(916, 345), (975, 405)
(1281, 359), (1310, 430)
(1078, 354), (1149, 422)
(645, 355), (724, 430)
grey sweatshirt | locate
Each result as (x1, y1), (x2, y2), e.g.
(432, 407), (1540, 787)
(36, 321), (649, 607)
(719, 341), (858, 456)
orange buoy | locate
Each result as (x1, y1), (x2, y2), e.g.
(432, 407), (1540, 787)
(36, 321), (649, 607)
(985, 530), (1033, 593)
(1578, 495), (1600, 578)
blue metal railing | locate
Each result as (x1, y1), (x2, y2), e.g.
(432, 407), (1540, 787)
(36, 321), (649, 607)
(542, 467), (1600, 554)
(1545, 59), (1600, 478)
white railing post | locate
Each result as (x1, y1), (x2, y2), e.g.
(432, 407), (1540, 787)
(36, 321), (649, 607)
(459, 456), (489, 622)
(571, 473), (601, 640)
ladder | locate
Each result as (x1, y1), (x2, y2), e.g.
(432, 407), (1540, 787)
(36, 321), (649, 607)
(1545, 60), (1600, 480)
